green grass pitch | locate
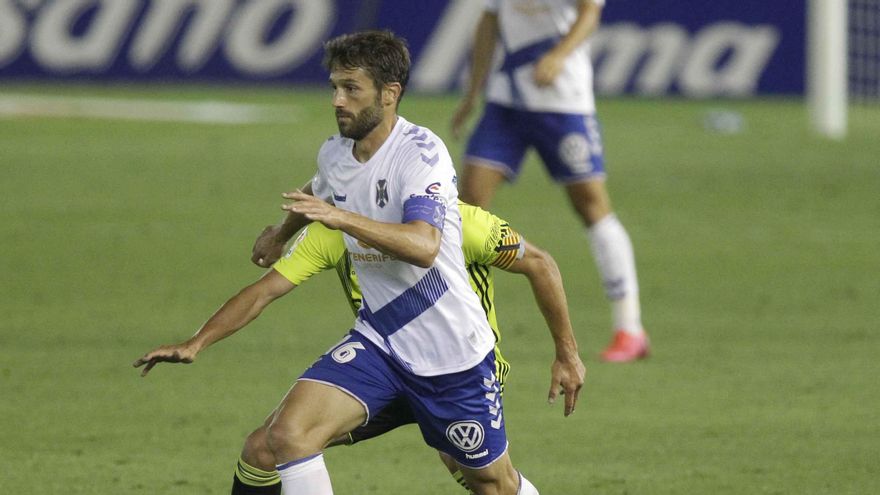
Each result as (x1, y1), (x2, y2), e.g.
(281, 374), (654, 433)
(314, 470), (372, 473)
(1, 85), (878, 494)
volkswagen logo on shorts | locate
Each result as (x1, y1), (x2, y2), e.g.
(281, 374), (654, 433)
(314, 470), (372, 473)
(446, 420), (485, 452)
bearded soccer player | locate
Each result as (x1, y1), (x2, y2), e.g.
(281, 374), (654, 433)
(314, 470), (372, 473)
(229, 203), (576, 494)
(136, 31), (584, 495)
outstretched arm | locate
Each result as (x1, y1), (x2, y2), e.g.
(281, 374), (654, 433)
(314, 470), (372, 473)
(503, 240), (585, 416)
(133, 269), (295, 376)
(533, 0), (602, 86)
(252, 181), (314, 267)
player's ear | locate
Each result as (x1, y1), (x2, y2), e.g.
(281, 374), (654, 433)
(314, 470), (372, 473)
(382, 83), (402, 107)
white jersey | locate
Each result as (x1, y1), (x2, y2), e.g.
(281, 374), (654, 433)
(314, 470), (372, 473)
(311, 116), (496, 376)
(484, 0), (604, 114)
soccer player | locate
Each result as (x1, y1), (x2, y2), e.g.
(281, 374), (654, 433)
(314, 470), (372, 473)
(450, 0), (650, 362)
(231, 203), (576, 494)
(136, 31), (583, 494)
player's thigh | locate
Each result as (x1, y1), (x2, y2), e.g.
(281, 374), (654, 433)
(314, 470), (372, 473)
(407, 352), (508, 469)
(531, 112), (606, 185)
(459, 164), (507, 207)
(462, 103), (528, 202)
(458, 452), (519, 495)
(270, 379), (367, 451)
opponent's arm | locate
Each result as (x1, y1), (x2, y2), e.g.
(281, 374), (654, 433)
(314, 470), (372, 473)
(252, 181), (314, 267)
(282, 190), (440, 268)
(533, 0), (602, 86)
(451, 10), (499, 139)
(503, 240), (585, 416)
(133, 270), (295, 376)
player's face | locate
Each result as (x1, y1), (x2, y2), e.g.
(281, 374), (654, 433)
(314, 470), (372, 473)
(329, 68), (384, 141)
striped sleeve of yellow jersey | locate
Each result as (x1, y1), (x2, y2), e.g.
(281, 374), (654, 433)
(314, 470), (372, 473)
(460, 203), (524, 270)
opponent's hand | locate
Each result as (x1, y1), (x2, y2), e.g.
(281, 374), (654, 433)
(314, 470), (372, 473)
(281, 190), (347, 230)
(547, 355), (586, 416)
(252, 225), (286, 268)
(533, 51), (565, 87)
(132, 343), (198, 377)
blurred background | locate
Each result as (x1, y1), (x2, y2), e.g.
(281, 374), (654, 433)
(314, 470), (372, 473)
(1, 1), (878, 494)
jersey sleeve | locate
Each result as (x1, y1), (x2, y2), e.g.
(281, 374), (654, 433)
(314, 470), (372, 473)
(272, 224), (346, 285)
(460, 204), (525, 270)
(310, 138), (338, 203)
(397, 126), (455, 230)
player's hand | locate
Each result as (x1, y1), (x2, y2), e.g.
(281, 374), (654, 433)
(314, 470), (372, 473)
(133, 343), (198, 377)
(547, 354), (586, 416)
(252, 225), (286, 268)
(533, 51), (565, 87)
(450, 96), (476, 140)
(282, 190), (347, 230)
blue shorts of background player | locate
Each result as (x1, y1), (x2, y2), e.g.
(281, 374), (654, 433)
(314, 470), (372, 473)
(464, 102), (606, 184)
(300, 331), (509, 469)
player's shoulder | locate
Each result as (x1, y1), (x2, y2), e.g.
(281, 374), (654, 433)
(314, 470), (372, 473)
(302, 221), (343, 244)
(394, 118), (449, 162)
(286, 222), (345, 263)
(460, 202), (500, 228)
(460, 202), (506, 256)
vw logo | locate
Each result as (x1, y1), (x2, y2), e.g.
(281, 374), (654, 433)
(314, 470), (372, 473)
(446, 421), (485, 452)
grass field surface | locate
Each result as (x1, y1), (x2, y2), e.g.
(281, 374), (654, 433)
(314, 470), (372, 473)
(1, 85), (878, 494)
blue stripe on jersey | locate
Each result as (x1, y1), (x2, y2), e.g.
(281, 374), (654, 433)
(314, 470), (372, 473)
(500, 37), (559, 106)
(358, 267), (449, 338)
(403, 196), (446, 229)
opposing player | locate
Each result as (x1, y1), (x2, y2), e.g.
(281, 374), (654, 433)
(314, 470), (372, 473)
(451, 0), (649, 362)
(136, 31), (583, 494)
(224, 202), (576, 494)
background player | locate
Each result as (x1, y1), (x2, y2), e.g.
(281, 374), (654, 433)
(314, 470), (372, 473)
(450, 0), (649, 362)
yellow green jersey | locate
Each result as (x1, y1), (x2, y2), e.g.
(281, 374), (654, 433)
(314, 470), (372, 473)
(273, 203), (524, 384)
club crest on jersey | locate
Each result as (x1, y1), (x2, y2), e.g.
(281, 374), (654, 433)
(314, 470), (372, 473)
(332, 191), (347, 202)
(446, 420), (485, 452)
(376, 179), (388, 208)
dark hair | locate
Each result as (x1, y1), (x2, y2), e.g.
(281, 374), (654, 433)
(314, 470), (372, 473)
(322, 30), (411, 102)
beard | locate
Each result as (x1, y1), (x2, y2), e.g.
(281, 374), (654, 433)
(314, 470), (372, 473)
(336, 98), (383, 141)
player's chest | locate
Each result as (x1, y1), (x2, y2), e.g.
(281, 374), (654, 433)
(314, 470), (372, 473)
(325, 163), (401, 221)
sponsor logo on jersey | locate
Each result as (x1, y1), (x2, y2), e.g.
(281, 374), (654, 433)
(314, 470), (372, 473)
(376, 179), (388, 208)
(465, 449), (489, 460)
(425, 182), (442, 194)
(446, 420), (485, 452)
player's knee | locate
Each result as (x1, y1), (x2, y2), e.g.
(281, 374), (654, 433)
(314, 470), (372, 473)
(241, 426), (275, 471)
(265, 419), (317, 460)
(463, 462), (520, 495)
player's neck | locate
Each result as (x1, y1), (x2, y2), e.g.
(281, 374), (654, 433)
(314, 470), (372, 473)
(352, 115), (398, 163)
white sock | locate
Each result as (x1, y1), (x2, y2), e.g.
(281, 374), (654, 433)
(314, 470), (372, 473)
(518, 472), (539, 494)
(276, 453), (333, 495)
(587, 214), (644, 335)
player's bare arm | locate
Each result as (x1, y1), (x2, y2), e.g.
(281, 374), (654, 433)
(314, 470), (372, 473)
(503, 240), (585, 416)
(251, 181), (314, 267)
(133, 270), (296, 377)
(451, 11), (499, 139)
(282, 190), (441, 268)
(534, 0), (602, 86)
